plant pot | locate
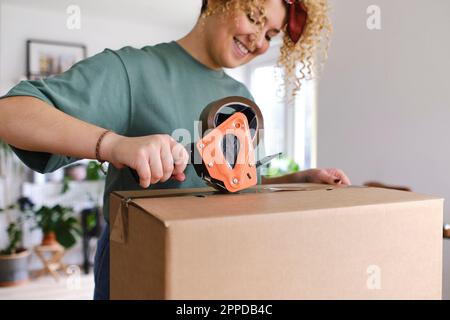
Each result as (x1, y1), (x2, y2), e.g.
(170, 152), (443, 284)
(0, 250), (30, 287)
(42, 232), (58, 246)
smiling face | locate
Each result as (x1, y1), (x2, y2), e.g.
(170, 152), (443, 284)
(187, 0), (332, 99)
(202, 0), (288, 68)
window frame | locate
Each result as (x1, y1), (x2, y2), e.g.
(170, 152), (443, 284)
(244, 44), (317, 170)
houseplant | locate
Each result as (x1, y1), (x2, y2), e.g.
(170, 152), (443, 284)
(0, 139), (31, 286)
(34, 205), (82, 249)
(0, 198), (34, 287)
(0, 221), (31, 287)
(86, 160), (103, 181)
(264, 155), (300, 178)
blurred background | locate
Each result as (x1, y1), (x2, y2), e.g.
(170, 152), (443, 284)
(0, 0), (449, 299)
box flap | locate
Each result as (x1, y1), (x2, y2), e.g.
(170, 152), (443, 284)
(110, 184), (335, 243)
(114, 184), (442, 224)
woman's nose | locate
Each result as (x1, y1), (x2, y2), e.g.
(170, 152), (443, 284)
(249, 32), (265, 51)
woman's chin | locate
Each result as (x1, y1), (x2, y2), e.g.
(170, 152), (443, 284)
(221, 54), (248, 69)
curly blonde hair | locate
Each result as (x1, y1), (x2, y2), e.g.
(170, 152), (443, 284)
(200, 0), (332, 101)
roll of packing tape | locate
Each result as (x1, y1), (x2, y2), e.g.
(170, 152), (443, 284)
(198, 96), (264, 148)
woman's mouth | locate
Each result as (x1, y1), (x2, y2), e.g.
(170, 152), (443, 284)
(233, 37), (250, 58)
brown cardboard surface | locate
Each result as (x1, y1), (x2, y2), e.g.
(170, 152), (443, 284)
(110, 183), (443, 300)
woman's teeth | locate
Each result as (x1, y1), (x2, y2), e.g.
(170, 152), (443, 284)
(234, 39), (249, 56)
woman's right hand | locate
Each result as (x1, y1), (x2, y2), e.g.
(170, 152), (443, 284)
(100, 133), (189, 188)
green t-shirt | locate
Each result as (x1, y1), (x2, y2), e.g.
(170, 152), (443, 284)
(1, 41), (259, 222)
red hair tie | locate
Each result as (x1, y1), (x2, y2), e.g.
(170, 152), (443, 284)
(285, 0), (308, 44)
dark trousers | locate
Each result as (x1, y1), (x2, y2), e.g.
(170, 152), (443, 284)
(93, 226), (109, 300)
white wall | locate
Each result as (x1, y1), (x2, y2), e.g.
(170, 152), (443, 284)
(0, 1), (188, 94)
(319, 0), (450, 299)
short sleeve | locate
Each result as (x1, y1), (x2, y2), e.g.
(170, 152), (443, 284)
(0, 49), (131, 173)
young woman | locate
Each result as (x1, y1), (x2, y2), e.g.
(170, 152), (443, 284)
(0, 0), (350, 299)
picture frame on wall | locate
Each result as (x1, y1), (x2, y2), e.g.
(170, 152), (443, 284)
(26, 39), (87, 80)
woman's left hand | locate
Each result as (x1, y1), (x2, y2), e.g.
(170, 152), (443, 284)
(300, 168), (352, 185)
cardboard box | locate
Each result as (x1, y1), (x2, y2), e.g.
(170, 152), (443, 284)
(110, 184), (443, 300)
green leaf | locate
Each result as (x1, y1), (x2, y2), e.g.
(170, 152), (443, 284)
(62, 177), (70, 194)
(2, 222), (23, 254)
(56, 230), (77, 249)
(86, 161), (102, 181)
(33, 204), (81, 249)
(264, 156), (301, 178)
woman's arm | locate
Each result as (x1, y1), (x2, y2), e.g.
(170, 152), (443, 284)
(0, 96), (107, 159)
(0, 96), (189, 188)
(262, 168), (351, 185)
(262, 172), (306, 184)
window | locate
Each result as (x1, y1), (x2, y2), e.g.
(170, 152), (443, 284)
(250, 65), (286, 157)
(246, 53), (317, 171)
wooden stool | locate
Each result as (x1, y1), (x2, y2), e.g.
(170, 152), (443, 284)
(34, 244), (67, 281)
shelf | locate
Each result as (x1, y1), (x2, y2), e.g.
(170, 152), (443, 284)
(22, 180), (105, 212)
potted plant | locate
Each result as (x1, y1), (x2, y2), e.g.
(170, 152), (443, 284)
(0, 198), (34, 287)
(34, 205), (82, 249)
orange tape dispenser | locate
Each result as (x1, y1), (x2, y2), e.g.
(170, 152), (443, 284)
(129, 96), (281, 193)
(190, 96), (280, 193)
